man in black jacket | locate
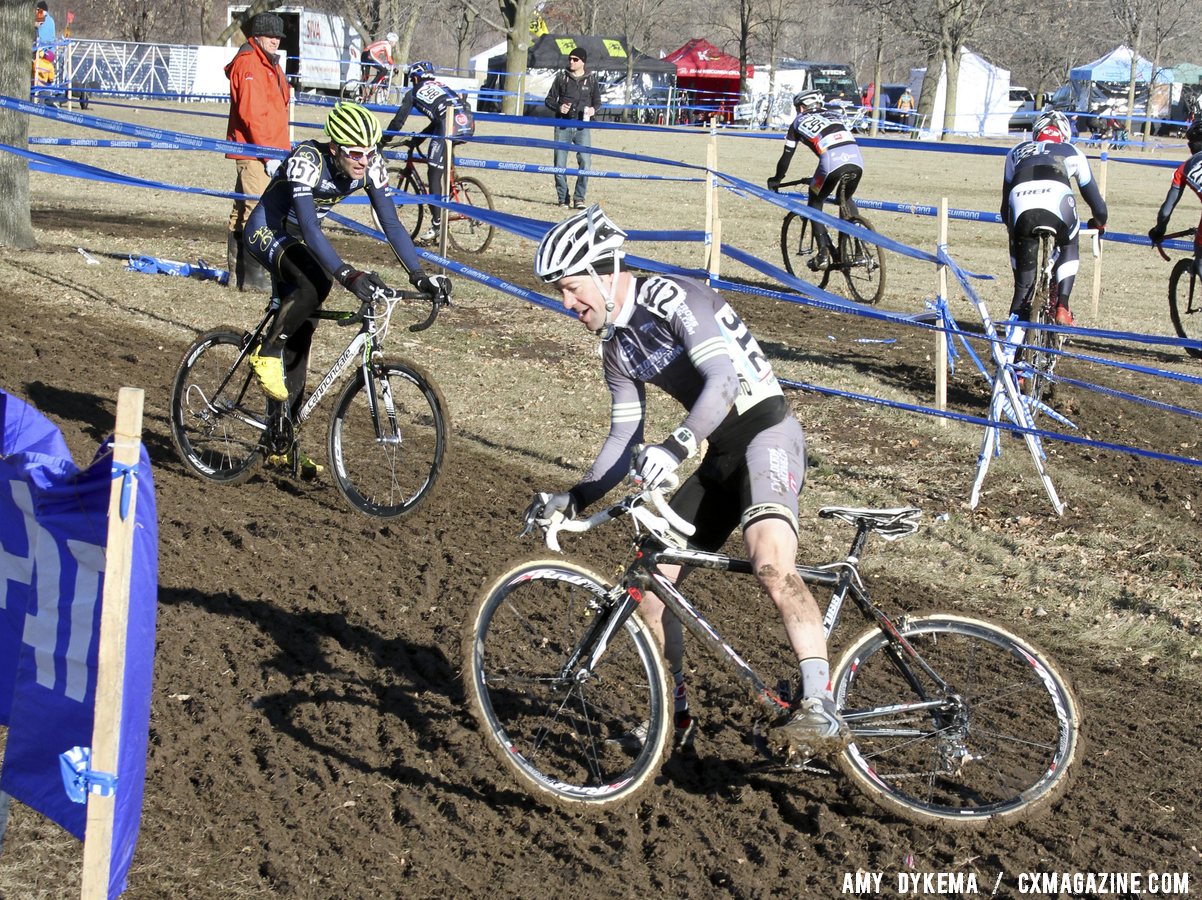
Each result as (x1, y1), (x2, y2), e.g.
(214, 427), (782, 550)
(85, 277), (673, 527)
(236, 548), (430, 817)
(544, 47), (601, 208)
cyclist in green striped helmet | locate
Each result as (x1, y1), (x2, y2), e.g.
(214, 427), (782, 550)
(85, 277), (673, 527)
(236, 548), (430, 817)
(242, 100), (450, 474)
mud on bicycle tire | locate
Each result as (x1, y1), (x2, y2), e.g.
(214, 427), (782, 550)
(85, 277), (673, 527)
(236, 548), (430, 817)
(462, 557), (673, 807)
(831, 614), (1081, 828)
(780, 212), (834, 288)
(170, 327), (266, 485)
(327, 358), (449, 519)
(1168, 257), (1202, 359)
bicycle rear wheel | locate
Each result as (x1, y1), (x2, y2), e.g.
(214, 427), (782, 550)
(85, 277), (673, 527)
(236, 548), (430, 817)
(839, 215), (886, 304)
(374, 167), (425, 243)
(327, 359), (447, 518)
(832, 614), (1080, 826)
(1022, 234), (1062, 409)
(463, 559), (672, 807)
(780, 212), (833, 288)
(1168, 257), (1202, 359)
(447, 175), (495, 254)
(170, 327), (266, 484)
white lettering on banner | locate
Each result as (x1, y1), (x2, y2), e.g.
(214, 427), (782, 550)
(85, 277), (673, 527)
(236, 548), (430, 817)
(2, 478), (103, 701)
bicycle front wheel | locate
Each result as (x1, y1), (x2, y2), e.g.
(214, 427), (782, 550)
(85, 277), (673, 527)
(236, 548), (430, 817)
(1168, 257), (1202, 359)
(170, 327), (266, 484)
(463, 559), (672, 807)
(832, 614), (1080, 826)
(839, 215), (887, 304)
(447, 175), (495, 254)
(327, 360), (448, 518)
(1022, 234), (1062, 408)
(780, 213), (833, 288)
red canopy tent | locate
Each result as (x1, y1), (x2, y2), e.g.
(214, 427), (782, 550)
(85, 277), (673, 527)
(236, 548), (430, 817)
(664, 38), (753, 122)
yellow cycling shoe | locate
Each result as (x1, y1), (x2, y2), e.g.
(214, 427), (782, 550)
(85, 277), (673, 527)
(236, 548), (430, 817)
(265, 448), (324, 480)
(248, 345), (288, 401)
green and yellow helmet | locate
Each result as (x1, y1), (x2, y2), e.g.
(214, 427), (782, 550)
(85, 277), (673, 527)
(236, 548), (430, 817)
(324, 101), (382, 148)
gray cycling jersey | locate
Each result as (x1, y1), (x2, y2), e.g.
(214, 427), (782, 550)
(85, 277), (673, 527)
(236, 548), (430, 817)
(571, 274), (788, 509)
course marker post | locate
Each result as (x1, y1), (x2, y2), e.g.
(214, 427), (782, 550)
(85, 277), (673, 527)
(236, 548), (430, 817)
(1091, 147), (1108, 317)
(80, 387), (145, 900)
(936, 197), (949, 425)
(705, 124), (717, 280)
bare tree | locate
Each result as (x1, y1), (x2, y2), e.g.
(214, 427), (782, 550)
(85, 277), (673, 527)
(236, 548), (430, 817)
(0, 1), (35, 247)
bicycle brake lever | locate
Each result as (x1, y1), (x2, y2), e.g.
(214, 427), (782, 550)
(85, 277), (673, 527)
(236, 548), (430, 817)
(336, 300), (370, 327)
(408, 291), (450, 333)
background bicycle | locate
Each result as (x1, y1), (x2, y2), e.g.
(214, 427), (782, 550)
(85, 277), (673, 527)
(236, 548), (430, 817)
(463, 480), (1080, 826)
(376, 141), (495, 254)
(341, 64), (401, 106)
(1155, 226), (1202, 359)
(778, 175), (887, 304)
(170, 284), (449, 519)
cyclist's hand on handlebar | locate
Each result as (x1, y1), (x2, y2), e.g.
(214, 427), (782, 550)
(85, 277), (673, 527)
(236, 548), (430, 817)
(633, 443), (682, 490)
(411, 271), (451, 299)
(1148, 223), (1166, 244)
(1086, 217), (1105, 235)
(521, 491), (577, 530)
(337, 267), (389, 303)
(766, 176), (781, 193)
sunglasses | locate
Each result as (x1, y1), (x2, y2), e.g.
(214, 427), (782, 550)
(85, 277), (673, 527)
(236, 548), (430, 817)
(569, 56), (583, 63)
(340, 146), (377, 161)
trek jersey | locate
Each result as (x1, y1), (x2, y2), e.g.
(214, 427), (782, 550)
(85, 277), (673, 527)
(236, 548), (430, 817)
(571, 275), (789, 510)
(246, 139), (421, 277)
(1154, 149), (1202, 247)
(386, 80), (474, 140)
(1001, 139), (1107, 229)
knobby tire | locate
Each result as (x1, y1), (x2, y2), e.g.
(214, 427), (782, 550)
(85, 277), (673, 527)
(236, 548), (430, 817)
(462, 558), (672, 807)
(832, 614), (1080, 827)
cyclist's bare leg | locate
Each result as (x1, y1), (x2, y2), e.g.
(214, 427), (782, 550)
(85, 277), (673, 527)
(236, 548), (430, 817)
(639, 563), (685, 671)
(743, 517), (827, 667)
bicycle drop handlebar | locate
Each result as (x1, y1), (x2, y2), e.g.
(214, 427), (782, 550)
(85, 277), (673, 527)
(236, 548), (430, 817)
(335, 285), (450, 333)
(523, 476), (697, 553)
(1155, 227), (1197, 262)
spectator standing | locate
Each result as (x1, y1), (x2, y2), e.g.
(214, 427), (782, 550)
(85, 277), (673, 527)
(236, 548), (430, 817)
(897, 87), (915, 133)
(544, 47), (600, 208)
(225, 12), (291, 292)
(35, 1), (56, 52)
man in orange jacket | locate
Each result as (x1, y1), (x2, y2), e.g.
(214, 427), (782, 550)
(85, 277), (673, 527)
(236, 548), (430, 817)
(225, 12), (291, 291)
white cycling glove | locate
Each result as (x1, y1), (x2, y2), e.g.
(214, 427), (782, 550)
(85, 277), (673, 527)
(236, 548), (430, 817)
(634, 444), (681, 490)
(264, 158), (282, 178)
(525, 491), (577, 523)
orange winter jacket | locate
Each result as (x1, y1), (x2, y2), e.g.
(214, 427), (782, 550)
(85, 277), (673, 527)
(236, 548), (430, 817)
(224, 38), (291, 160)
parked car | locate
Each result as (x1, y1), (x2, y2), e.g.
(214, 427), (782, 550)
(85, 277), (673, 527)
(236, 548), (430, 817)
(1008, 86), (1039, 131)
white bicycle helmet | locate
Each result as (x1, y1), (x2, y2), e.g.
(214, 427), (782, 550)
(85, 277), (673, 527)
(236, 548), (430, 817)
(1033, 110), (1071, 143)
(385, 32), (399, 43)
(793, 89), (824, 112)
(534, 204), (627, 283)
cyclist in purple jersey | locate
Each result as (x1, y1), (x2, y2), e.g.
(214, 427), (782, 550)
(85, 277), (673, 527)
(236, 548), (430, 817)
(526, 205), (850, 757)
(767, 89), (864, 271)
(1148, 120), (1202, 273)
(243, 102), (449, 472)
(384, 61), (475, 241)
(1001, 110), (1107, 327)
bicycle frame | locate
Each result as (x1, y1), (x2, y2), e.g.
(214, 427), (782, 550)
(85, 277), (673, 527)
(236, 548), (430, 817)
(568, 513), (939, 722)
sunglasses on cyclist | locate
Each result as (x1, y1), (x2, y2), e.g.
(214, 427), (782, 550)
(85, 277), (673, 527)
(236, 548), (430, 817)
(340, 146), (377, 161)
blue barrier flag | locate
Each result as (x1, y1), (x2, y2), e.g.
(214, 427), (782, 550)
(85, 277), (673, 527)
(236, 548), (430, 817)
(0, 388), (158, 898)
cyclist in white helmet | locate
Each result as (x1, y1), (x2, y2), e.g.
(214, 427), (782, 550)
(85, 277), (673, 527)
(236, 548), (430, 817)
(527, 204), (849, 759)
(360, 32), (398, 97)
(1002, 109), (1107, 327)
(767, 88), (865, 271)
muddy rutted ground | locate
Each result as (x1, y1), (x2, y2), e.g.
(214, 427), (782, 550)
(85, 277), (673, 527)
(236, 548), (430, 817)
(1, 106), (1201, 897)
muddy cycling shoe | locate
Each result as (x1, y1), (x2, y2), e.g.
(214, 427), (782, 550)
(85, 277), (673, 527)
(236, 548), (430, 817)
(419, 222), (442, 243)
(265, 448), (324, 480)
(248, 345), (288, 401)
(807, 246), (832, 272)
(772, 696), (850, 760)
(1054, 306), (1075, 327)
(607, 710), (697, 752)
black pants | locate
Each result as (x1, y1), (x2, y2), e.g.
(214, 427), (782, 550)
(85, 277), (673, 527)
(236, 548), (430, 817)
(260, 243), (333, 413)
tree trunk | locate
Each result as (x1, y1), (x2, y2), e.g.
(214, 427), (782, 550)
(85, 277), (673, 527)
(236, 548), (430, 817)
(498, 0), (534, 115)
(916, 45), (941, 138)
(0, 0), (35, 248)
(941, 44), (961, 141)
(870, 26), (884, 138)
